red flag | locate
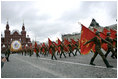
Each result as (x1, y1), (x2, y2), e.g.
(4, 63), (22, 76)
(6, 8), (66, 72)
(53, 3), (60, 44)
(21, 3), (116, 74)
(64, 46), (69, 52)
(48, 38), (52, 47)
(64, 39), (70, 46)
(42, 43), (46, 47)
(100, 32), (108, 51)
(63, 39), (70, 52)
(35, 42), (37, 48)
(92, 28), (108, 51)
(100, 32), (106, 39)
(110, 29), (116, 46)
(53, 42), (58, 51)
(71, 39), (76, 45)
(71, 43), (76, 51)
(98, 28), (108, 51)
(93, 28), (97, 33)
(34, 49), (36, 53)
(58, 38), (61, 45)
(91, 28), (97, 52)
(103, 28), (109, 35)
(34, 41), (37, 53)
(110, 29), (116, 39)
(80, 24), (96, 55)
(42, 43), (46, 53)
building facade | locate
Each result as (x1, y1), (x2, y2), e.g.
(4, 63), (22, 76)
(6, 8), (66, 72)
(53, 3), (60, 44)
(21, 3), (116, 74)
(1, 21), (32, 52)
(62, 19), (117, 42)
(62, 33), (80, 42)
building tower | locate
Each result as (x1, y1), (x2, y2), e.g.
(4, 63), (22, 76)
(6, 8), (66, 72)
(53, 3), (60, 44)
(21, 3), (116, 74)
(21, 23), (26, 47)
(4, 21), (11, 46)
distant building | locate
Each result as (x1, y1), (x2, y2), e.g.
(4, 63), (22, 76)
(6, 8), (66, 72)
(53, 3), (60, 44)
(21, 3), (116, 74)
(62, 33), (80, 42)
(62, 18), (117, 41)
(89, 18), (117, 32)
(89, 18), (100, 28)
(1, 21), (32, 52)
(105, 24), (117, 30)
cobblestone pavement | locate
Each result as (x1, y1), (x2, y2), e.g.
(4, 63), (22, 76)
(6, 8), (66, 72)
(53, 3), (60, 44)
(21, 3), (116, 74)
(1, 51), (117, 78)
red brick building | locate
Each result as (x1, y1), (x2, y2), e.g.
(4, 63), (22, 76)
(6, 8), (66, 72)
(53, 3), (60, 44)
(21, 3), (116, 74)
(1, 21), (32, 52)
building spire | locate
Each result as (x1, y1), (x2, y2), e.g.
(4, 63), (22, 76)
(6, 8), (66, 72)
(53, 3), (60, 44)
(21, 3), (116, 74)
(22, 20), (25, 31)
(23, 19), (24, 26)
(6, 20), (9, 30)
(7, 18), (9, 24)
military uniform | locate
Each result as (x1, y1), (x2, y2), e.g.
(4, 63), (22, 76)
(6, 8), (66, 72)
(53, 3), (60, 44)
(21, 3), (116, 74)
(113, 37), (117, 53)
(68, 44), (75, 57)
(105, 33), (117, 59)
(58, 44), (66, 58)
(29, 48), (33, 57)
(49, 44), (57, 60)
(42, 46), (47, 56)
(36, 48), (40, 58)
(84, 32), (113, 68)
(5, 48), (10, 62)
(24, 49), (27, 56)
(45, 46), (49, 56)
(74, 43), (81, 56)
(21, 49), (24, 56)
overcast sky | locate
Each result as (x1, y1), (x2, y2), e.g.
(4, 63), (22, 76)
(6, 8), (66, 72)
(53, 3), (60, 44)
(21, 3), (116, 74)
(1, 0), (117, 43)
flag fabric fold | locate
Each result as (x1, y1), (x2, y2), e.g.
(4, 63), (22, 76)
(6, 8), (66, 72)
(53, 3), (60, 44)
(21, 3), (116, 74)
(110, 29), (117, 39)
(34, 41), (37, 53)
(80, 24), (96, 55)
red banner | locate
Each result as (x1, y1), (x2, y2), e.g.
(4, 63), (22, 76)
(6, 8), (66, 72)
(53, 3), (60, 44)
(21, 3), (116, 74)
(80, 24), (96, 55)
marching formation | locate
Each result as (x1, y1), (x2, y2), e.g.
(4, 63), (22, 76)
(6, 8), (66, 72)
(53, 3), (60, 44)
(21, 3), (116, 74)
(3, 24), (117, 68)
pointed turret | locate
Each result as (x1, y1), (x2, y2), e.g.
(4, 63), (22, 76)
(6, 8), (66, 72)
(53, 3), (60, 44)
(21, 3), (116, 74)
(22, 22), (25, 31)
(6, 21), (9, 30)
(89, 18), (100, 28)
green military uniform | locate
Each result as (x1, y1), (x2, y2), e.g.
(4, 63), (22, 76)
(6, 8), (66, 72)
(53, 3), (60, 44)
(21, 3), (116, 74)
(29, 48), (33, 57)
(110, 36), (117, 58)
(68, 44), (75, 57)
(42, 46), (47, 56)
(114, 36), (117, 53)
(24, 49), (27, 56)
(21, 49), (24, 56)
(84, 32), (113, 68)
(105, 33), (117, 59)
(49, 44), (57, 60)
(5, 48), (10, 62)
(36, 48), (40, 58)
(74, 43), (81, 56)
(58, 43), (66, 58)
(45, 46), (49, 56)
(40, 47), (43, 55)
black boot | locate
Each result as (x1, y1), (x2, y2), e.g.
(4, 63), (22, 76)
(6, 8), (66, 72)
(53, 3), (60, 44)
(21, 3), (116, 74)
(115, 55), (117, 59)
(103, 59), (113, 68)
(105, 54), (107, 58)
(111, 55), (115, 59)
(6, 57), (9, 62)
(90, 58), (95, 66)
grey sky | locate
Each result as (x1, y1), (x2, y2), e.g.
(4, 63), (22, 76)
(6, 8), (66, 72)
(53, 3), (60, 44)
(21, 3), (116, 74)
(1, 1), (117, 43)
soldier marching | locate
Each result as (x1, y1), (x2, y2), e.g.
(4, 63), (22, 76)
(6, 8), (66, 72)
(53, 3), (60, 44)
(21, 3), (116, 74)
(2, 26), (117, 69)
